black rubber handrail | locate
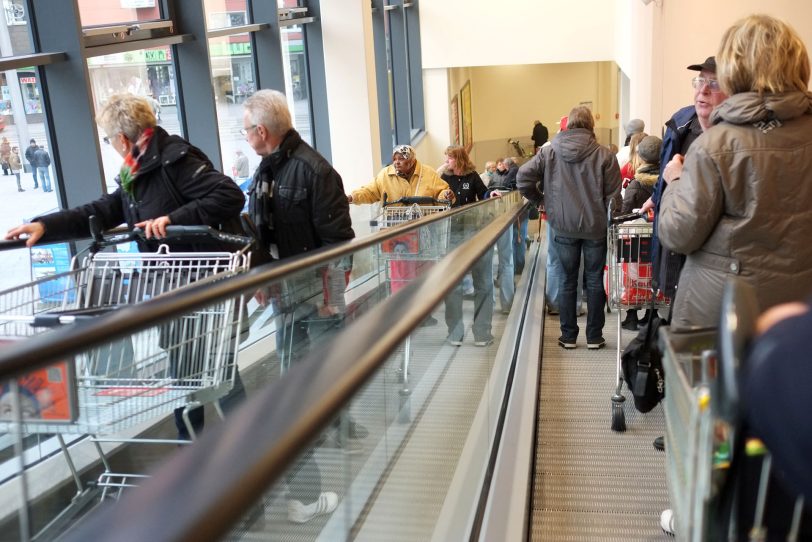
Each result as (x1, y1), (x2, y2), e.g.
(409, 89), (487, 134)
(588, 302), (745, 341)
(60, 201), (526, 542)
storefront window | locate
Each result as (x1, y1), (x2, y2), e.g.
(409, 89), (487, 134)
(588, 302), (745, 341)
(76, 0), (162, 27)
(279, 23), (313, 146)
(86, 47), (182, 193)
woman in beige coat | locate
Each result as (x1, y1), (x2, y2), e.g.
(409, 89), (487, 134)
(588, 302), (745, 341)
(658, 14), (812, 329)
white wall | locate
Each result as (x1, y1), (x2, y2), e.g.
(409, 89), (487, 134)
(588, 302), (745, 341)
(319, 1), (381, 193)
(419, 0), (617, 68)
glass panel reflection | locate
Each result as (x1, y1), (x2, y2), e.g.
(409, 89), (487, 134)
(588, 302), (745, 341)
(204, 0), (248, 30)
(279, 23), (313, 146)
(76, 0), (162, 27)
(86, 47), (182, 193)
(207, 34), (258, 191)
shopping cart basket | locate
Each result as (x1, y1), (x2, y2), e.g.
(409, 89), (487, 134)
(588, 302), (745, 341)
(0, 224), (251, 499)
(606, 211), (671, 431)
(660, 278), (809, 540)
(371, 195), (450, 422)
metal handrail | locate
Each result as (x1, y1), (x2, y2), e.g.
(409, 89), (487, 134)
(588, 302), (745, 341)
(60, 200), (527, 542)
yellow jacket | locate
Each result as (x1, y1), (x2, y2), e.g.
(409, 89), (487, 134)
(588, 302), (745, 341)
(351, 162), (452, 204)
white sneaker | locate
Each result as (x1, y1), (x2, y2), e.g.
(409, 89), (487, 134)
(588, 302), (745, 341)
(660, 508), (675, 536)
(287, 491), (339, 523)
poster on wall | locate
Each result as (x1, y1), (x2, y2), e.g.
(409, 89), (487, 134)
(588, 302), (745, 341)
(450, 95), (460, 145)
(460, 81), (473, 152)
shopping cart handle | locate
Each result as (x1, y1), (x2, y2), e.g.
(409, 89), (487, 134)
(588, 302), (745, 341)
(384, 196), (449, 207)
(130, 225), (253, 247)
(609, 211), (648, 225)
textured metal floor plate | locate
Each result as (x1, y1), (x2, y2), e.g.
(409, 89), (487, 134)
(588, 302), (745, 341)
(531, 311), (672, 541)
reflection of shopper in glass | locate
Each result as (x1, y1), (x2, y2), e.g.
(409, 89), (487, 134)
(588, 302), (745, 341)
(0, 137), (11, 175)
(9, 146), (23, 192)
(0, 384), (40, 420)
(24, 139), (39, 189)
(441, 145), (496, 347)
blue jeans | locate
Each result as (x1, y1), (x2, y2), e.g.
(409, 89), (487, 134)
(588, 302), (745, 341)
(37, 167), (51, 192)
(546, 223), (583, 312)
(445, 248), (494, 341)
(495, 227), (514, 310)
(513, 212), (529, 274)
(553, 233), (607, 342)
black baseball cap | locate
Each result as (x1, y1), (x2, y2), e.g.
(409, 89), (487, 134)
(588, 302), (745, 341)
(687, 56), (716, 73)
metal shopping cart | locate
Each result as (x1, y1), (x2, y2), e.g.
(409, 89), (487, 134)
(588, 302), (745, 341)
(606, 211), (671, 431)
(0, 224), (251, 503)
(659, 278), (809, 541)
(371, 195), (450, 422)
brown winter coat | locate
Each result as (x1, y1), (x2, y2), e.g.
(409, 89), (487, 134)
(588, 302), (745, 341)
(659, 90), (812, 328)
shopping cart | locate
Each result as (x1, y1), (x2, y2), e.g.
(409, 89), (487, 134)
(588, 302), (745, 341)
(371, 195), (450, 422)
(660, 278), (809, 540)
(0, 224), (251, 501)
(606, 211), (671, 431)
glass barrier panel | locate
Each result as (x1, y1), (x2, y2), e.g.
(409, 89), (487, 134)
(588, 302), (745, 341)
(0, 198), (518, 539)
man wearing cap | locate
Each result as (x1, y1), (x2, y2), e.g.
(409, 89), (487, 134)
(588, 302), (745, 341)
(616, 118), (645, 171)
(641, 56), (729, 305)
(348, 145), (453, 205)
(639, 56), (727, 459)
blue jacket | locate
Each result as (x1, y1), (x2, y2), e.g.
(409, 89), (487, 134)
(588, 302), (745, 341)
(651, 105), (698, 296)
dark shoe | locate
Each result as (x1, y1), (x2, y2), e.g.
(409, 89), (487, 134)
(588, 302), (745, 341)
(587, 337), (606, 349)
(653, 436), (665, 451)
(33, 184), (38, 189)
(420, 315), (438, 328)
(621, 311), (639, 331)
(344, 420), (368, 440)
(547, 306), (560, 316)
(17, 188), (24, 192)
(639, 309), (658, 326)
(558, 336), (576, 349)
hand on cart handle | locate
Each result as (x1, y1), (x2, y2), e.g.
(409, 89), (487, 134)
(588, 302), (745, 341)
(135, 215), (172, 239)
(609, 211), (650, 225)
(4, 221), (45, 247)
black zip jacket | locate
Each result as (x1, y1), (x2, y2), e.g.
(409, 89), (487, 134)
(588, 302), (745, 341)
(36, 126), (245, 252)
(248, 129), (354, 260)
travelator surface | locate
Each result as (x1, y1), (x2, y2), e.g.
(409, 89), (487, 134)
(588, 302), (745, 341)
(0, 195), (674, 541)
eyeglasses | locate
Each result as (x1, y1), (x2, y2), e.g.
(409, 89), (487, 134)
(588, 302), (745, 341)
(691, 76), (722, 93)
(240, 125), (258, 137)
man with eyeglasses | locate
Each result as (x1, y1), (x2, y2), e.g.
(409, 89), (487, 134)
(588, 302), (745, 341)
(640, 56), (727, 456)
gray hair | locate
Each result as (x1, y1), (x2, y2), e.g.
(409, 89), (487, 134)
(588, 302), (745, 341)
(96, 93), (156, 141)
(243, 89), (293, 138)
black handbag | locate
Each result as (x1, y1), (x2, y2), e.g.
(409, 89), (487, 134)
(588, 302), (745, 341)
(621, 312), (665, 413)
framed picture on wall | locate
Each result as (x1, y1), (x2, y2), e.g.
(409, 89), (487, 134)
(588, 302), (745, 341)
(460, 81), (473, 152)
(450, 95), (460, 145)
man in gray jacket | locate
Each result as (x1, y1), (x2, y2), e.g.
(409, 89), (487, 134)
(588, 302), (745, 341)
(517, 105), (622, 349)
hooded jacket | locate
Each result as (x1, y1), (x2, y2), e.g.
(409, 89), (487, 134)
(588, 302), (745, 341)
(36, 126), (244, 252)
(621, 164), (658, 214)
(659, 90), (812, 329)
(351, 161), (450, 205)
(517, 128), (622, 239)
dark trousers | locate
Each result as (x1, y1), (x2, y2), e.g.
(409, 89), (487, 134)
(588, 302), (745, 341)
(553, 232), (607, 341)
